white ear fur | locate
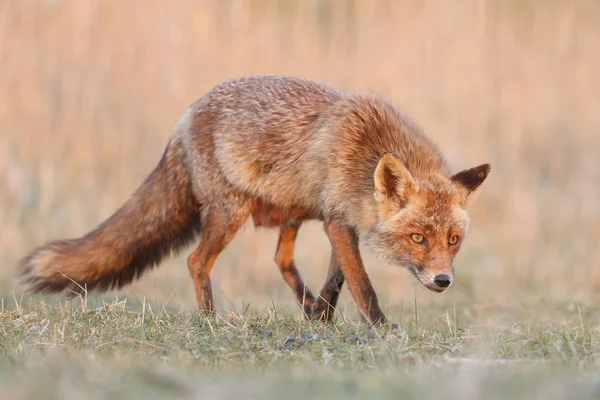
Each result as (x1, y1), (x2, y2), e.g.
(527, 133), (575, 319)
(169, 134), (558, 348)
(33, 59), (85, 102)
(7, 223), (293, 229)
(374, 153), (417, 209)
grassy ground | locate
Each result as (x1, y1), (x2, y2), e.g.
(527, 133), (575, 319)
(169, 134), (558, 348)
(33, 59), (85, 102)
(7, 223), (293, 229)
(1, 2), (599, 399)
(2, 294), (600, 400)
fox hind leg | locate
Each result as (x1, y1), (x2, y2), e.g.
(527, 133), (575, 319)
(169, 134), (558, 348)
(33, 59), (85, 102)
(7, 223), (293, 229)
(275, 222), (316, 316)
(187, 205), (249, 312)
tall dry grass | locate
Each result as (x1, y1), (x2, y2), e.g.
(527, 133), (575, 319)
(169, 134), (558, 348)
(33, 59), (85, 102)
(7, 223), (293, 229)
(1, 0), (599, 312)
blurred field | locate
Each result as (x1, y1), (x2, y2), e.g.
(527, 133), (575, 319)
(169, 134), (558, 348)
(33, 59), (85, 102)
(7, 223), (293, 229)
(2, 1), (600, 399)
(1, 0), (600, 317)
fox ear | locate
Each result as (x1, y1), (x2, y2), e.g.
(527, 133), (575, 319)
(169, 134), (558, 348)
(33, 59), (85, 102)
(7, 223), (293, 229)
(450, 163), (491, 206)
(374, 153), (417, 210)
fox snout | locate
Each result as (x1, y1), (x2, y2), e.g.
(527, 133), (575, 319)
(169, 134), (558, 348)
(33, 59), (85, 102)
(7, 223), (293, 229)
(421, 272), (453, 293)
(407, 262), (454, 293)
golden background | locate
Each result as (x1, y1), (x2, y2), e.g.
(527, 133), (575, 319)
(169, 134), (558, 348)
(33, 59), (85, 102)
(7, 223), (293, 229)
(1, 0), (598, 316)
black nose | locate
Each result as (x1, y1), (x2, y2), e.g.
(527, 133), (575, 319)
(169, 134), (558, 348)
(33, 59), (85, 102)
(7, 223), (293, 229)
(434, 274), (451, 288)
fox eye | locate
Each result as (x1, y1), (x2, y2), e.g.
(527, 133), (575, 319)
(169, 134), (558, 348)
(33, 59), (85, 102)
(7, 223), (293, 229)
(449, 235), (459, 245)
(411, 233), (425, 244)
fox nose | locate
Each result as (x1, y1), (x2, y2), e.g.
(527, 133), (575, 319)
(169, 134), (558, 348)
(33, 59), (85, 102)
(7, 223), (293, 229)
(433, 274), (452, 288)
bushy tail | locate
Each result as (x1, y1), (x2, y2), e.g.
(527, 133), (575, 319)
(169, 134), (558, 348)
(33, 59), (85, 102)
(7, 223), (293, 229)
(19, 138), (202, 294)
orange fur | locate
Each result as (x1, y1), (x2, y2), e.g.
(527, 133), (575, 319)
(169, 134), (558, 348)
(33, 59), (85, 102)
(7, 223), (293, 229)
(18, 75), (490, 326)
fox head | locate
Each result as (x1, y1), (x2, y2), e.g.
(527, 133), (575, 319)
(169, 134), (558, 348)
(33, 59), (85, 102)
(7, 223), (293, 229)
(366, 153), (491, 293)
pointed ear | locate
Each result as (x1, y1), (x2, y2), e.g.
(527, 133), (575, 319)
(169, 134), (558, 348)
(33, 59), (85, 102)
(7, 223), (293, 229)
(374, 153), (417, 210)
(450, 163), (491, 206)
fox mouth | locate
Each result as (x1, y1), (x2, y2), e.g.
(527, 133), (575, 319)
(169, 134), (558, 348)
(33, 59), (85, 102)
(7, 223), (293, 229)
(425, 285), (447, 293)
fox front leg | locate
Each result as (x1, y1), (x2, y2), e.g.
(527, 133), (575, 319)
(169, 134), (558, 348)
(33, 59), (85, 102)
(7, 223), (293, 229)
(323, 220), (387, 326)
(311, 252), (345, 321)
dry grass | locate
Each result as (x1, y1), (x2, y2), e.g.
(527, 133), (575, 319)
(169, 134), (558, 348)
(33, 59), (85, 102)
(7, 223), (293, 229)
(0, 1), (600, 397)
(1, 295), (600, 399)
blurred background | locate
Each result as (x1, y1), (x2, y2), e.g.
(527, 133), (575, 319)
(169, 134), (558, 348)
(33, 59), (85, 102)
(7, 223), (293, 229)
(1, 0), (599, 317)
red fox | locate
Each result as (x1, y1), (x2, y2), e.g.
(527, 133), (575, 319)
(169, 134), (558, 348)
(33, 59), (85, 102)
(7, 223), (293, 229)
(19, 75), (490, 326)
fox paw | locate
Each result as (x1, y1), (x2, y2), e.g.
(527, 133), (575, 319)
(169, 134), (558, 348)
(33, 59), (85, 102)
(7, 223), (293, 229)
(308, 302), (335, 322)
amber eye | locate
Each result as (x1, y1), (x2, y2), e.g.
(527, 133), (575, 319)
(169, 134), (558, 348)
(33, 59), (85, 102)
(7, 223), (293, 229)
(449, 235), (459, 245)
(411, 233), (425, 244)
